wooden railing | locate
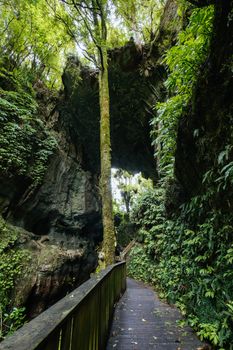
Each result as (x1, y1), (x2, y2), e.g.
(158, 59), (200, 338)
(0, 262), (126, 350)
(120, 239), (136, 260)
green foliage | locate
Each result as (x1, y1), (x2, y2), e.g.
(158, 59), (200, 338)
(115, 213), (136, 247)
(164, 6), (214, 96)
(0, 0), (73, 87)
(128, 186), (233, 348)
(0, 217), (29, 339)
(213, 140), (233, 192)
(127, 244), (155, 281)
(133, 14), (233, 347)
(151, 5), (214, 178)
(130, 187), (165, 231)
(112, 169), (153, 213)
(1, 307), (26, 338)
(113, 0), (165, 43)
(127, 188), (164, 283)
(0, 68), (57, 185)
(113, 169), (136, 213)
(112, 170), (153, 247)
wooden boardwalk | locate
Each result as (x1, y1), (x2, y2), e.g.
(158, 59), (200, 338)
(106, 278), (208, 350)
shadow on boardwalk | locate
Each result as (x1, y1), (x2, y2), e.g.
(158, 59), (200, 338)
(107, 278), (210, 350)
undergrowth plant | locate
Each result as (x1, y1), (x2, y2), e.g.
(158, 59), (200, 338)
(0, 68), (57, 186)
(151, 5), (214, 178)
(0, 217), (29, 340)
(128, 4), (233, 348)
(128, 186), (233, 348)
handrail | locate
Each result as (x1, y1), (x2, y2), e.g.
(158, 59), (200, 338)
(120, 239), (136, 260)
(0, 261), (126, 350)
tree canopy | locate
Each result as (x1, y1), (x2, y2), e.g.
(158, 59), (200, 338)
(0, 0), (73, 87)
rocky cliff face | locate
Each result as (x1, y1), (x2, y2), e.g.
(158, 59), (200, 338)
(61, 48), (157, 178)
(10, 119), (101, 246)
(0, 77), (103, 318)
(0, 88), (101, 317)
(0, 0), (179, 318)
(13, 228), (97, 319)
(60, 0), (180, 180)
(175, 0), (233, 203)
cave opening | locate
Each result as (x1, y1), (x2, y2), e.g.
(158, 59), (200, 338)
(111, 167), (152, 214)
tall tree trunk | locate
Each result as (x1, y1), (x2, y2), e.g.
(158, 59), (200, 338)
(124, 192), (131, 214)
(99, 46), (115, 266)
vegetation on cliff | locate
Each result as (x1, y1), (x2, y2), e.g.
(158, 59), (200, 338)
(0, 0), (74, 189)
(151, 4), (214, 178)
(128, 2), (233, 348)
(0, 68), (57, 186)
(0, 216), (29, 339)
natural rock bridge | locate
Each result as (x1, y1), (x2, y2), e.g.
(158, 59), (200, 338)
(0, 262), (207, 350)
(0, 2), (179, 318)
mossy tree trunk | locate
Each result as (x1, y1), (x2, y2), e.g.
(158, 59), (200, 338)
(99, 45), (115, 266)
(58, 0), (116, 266)
(92, 0), (115, 266)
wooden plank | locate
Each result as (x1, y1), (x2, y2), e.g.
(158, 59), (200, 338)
(106, 278), (209, 350)
(71, 302), (87, 350)
(98, 279), (107, 349)
(37, 329), (60, 350)
(60, 318), (73, 350)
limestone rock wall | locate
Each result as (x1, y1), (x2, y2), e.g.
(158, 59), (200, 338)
(0, 90), (101, 317)
(0, 0), (179, 318)
(175, 0), (233, 203)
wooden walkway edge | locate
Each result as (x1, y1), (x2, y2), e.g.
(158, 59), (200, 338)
(106, 278), (209, 350)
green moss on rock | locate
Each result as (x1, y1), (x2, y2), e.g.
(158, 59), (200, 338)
(0, 67), (57, 186)
(0, 216), (31, 338)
